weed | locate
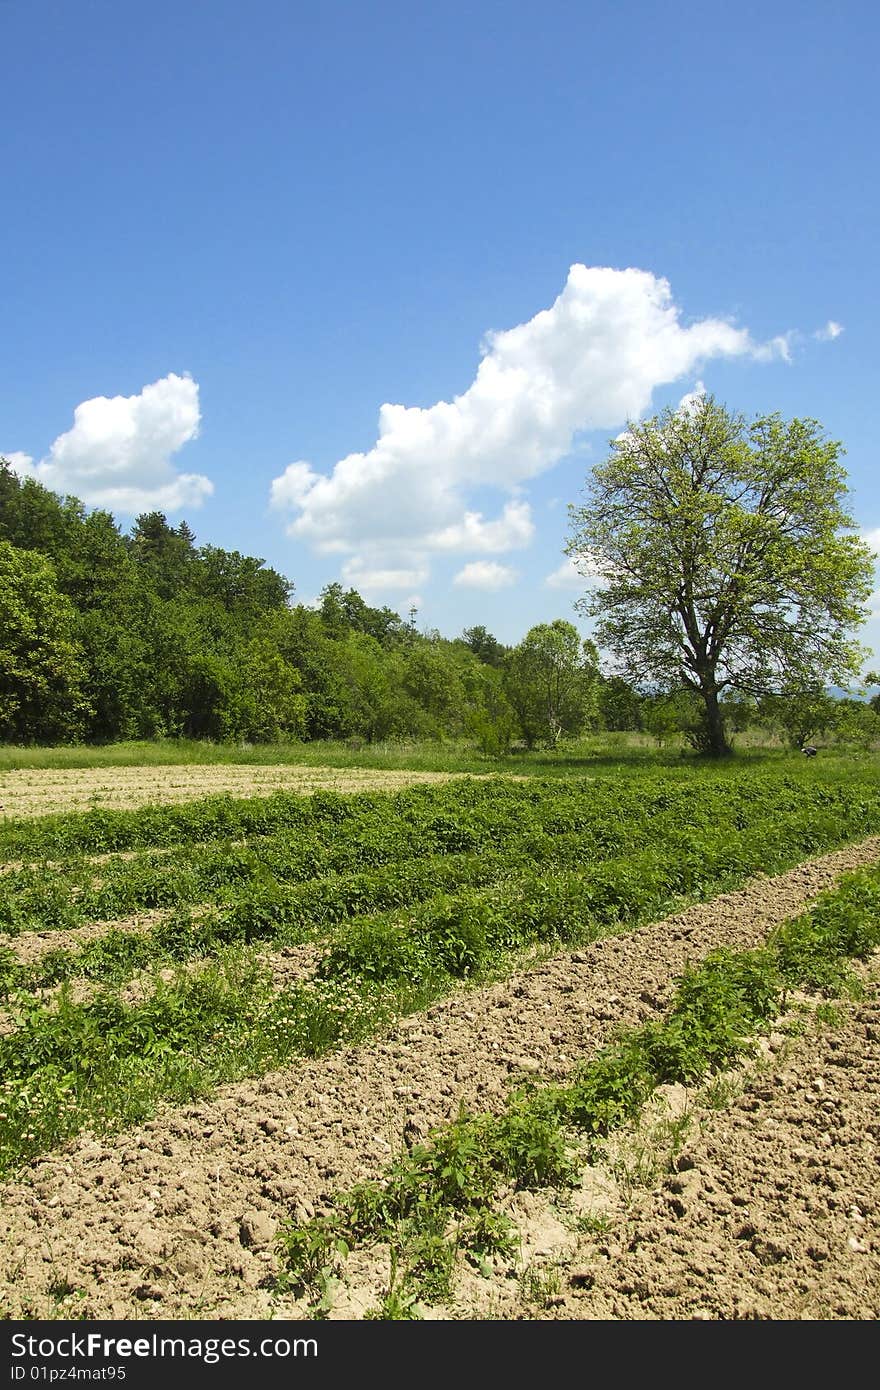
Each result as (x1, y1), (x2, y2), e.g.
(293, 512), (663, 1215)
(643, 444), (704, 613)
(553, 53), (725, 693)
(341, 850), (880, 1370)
(573, 1210), (613, 1235)
(814, 1000), (846, 1028)
(519, 1262), (564, 1309)
(458, 1207), (517, 1260)
(275, 1224), (349, 1300)
(361, 1247), (425, 1320)
(698, 1071), (745, 1110)
(363, 1286), (424, 1320)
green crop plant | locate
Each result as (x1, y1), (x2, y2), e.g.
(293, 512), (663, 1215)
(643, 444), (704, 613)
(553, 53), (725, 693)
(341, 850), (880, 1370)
(276, 858), (880, 1311)
(641, 949), (783, 1083)
(5, 768), (880, 1186)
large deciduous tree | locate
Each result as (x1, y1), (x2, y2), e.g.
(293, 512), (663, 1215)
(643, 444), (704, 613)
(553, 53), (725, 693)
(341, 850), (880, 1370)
(565, 396), (874, 756)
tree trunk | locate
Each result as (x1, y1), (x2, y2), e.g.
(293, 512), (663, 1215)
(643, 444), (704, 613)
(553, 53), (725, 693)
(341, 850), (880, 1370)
(702, 682), (731, 757)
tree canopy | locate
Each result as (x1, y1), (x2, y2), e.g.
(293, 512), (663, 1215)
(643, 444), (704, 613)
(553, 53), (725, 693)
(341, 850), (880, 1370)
(0, 458), (606, 749)
(0, 540), (90, 742)
(565, 396), (874, 755)
(504, 620), (599, 748)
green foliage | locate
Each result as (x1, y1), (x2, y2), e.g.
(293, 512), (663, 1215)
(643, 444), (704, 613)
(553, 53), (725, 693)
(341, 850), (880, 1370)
(1, 462), (526, 747)
(3, 750), (880, 1314)
(832, 699), (879, 751)
(504, 620), (599, 748)
(567, 397), (875, 756)
(275, 853), (880, 1310)
(0, 466), (315, 744)
(6, 769), (880, 1010)
(4, 766), (880, 1181)
(0, 539), (90, 742)
(276, 1224), (350, 1299)
(596, 675), (644, 731)
(642, 950), (782, 1081)
(493, 1097), (576, 1189)
(758, 688), (841, 750)
(641, 690), (698, 747)
(460, 624), (509, 668)
(770, 870), (880, 993)
(363, 1286), (424, 1320)
(562, 1036), (655, 1136)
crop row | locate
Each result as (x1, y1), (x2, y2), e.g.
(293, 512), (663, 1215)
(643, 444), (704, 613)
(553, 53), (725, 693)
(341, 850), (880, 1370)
(0, 776), (676, 930)
(1, 764), (874, 864)
(0, 774), (682, 926)
(1, 782), (878, 1173)
(275, 862), (880, 1314)
(2, 772), (877, 938)
(2, 778), (875, 997)
(0, 775), (596, 861)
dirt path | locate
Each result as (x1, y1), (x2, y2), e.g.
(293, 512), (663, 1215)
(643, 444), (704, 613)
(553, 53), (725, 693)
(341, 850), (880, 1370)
(1, 836), (878, 1320)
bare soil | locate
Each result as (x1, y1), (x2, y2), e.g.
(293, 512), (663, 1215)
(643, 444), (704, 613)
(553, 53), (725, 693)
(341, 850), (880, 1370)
(1, 837), (878, 1321)
(0, 765), (485, 820)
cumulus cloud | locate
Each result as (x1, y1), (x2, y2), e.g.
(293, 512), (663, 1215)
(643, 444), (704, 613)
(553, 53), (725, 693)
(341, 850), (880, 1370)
(5, 373), (210, 512)
(2, 450), (36, 473)
(453, 561), (518, 590)
(545, 552), (606, 589)
(340, 556), (429, 595)
(815, 320), (844, 341)
(751, 332), (795, 363)
(429, 500), (534, 552)
(270, 265), (791, 584)
(675, 380), (707, 415)
(545, 557), (588, 589)
(615, 379), (707, 447)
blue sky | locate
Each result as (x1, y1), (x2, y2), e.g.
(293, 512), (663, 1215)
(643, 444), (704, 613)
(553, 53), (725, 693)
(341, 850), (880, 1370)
(2, 0), (878, 665)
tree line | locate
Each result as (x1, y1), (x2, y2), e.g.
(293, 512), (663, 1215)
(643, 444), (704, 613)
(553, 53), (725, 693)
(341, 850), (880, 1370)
(0, 459), (603, 749)
(2, 393), (877, 755)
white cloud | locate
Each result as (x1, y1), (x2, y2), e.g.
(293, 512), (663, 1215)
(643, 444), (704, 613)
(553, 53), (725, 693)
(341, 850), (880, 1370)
(615, 379), (706, 447)
(271, 264), (792, 578)
(2, 451), (35, 473)
(340, 556), (430, 595)
(751, 332), (795, 363)
(5, 373), (210, 512)
(453, 561), (518, 590)
(675, 380), (707, 415)
(270, 460), (321, 511)
(545, 552), (607, 589)
(545, 556), (589, 589)
(429, 500), (534, 552)
(815, 320), (844, 341)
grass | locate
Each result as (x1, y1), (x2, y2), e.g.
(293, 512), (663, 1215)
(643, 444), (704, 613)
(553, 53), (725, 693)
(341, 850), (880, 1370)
(1, 730), (877, 776)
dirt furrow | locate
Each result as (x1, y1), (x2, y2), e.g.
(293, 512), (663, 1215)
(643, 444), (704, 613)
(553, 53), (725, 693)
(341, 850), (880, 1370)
(458, 968), (880, 1321)
(1, 835), (879, 1320)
